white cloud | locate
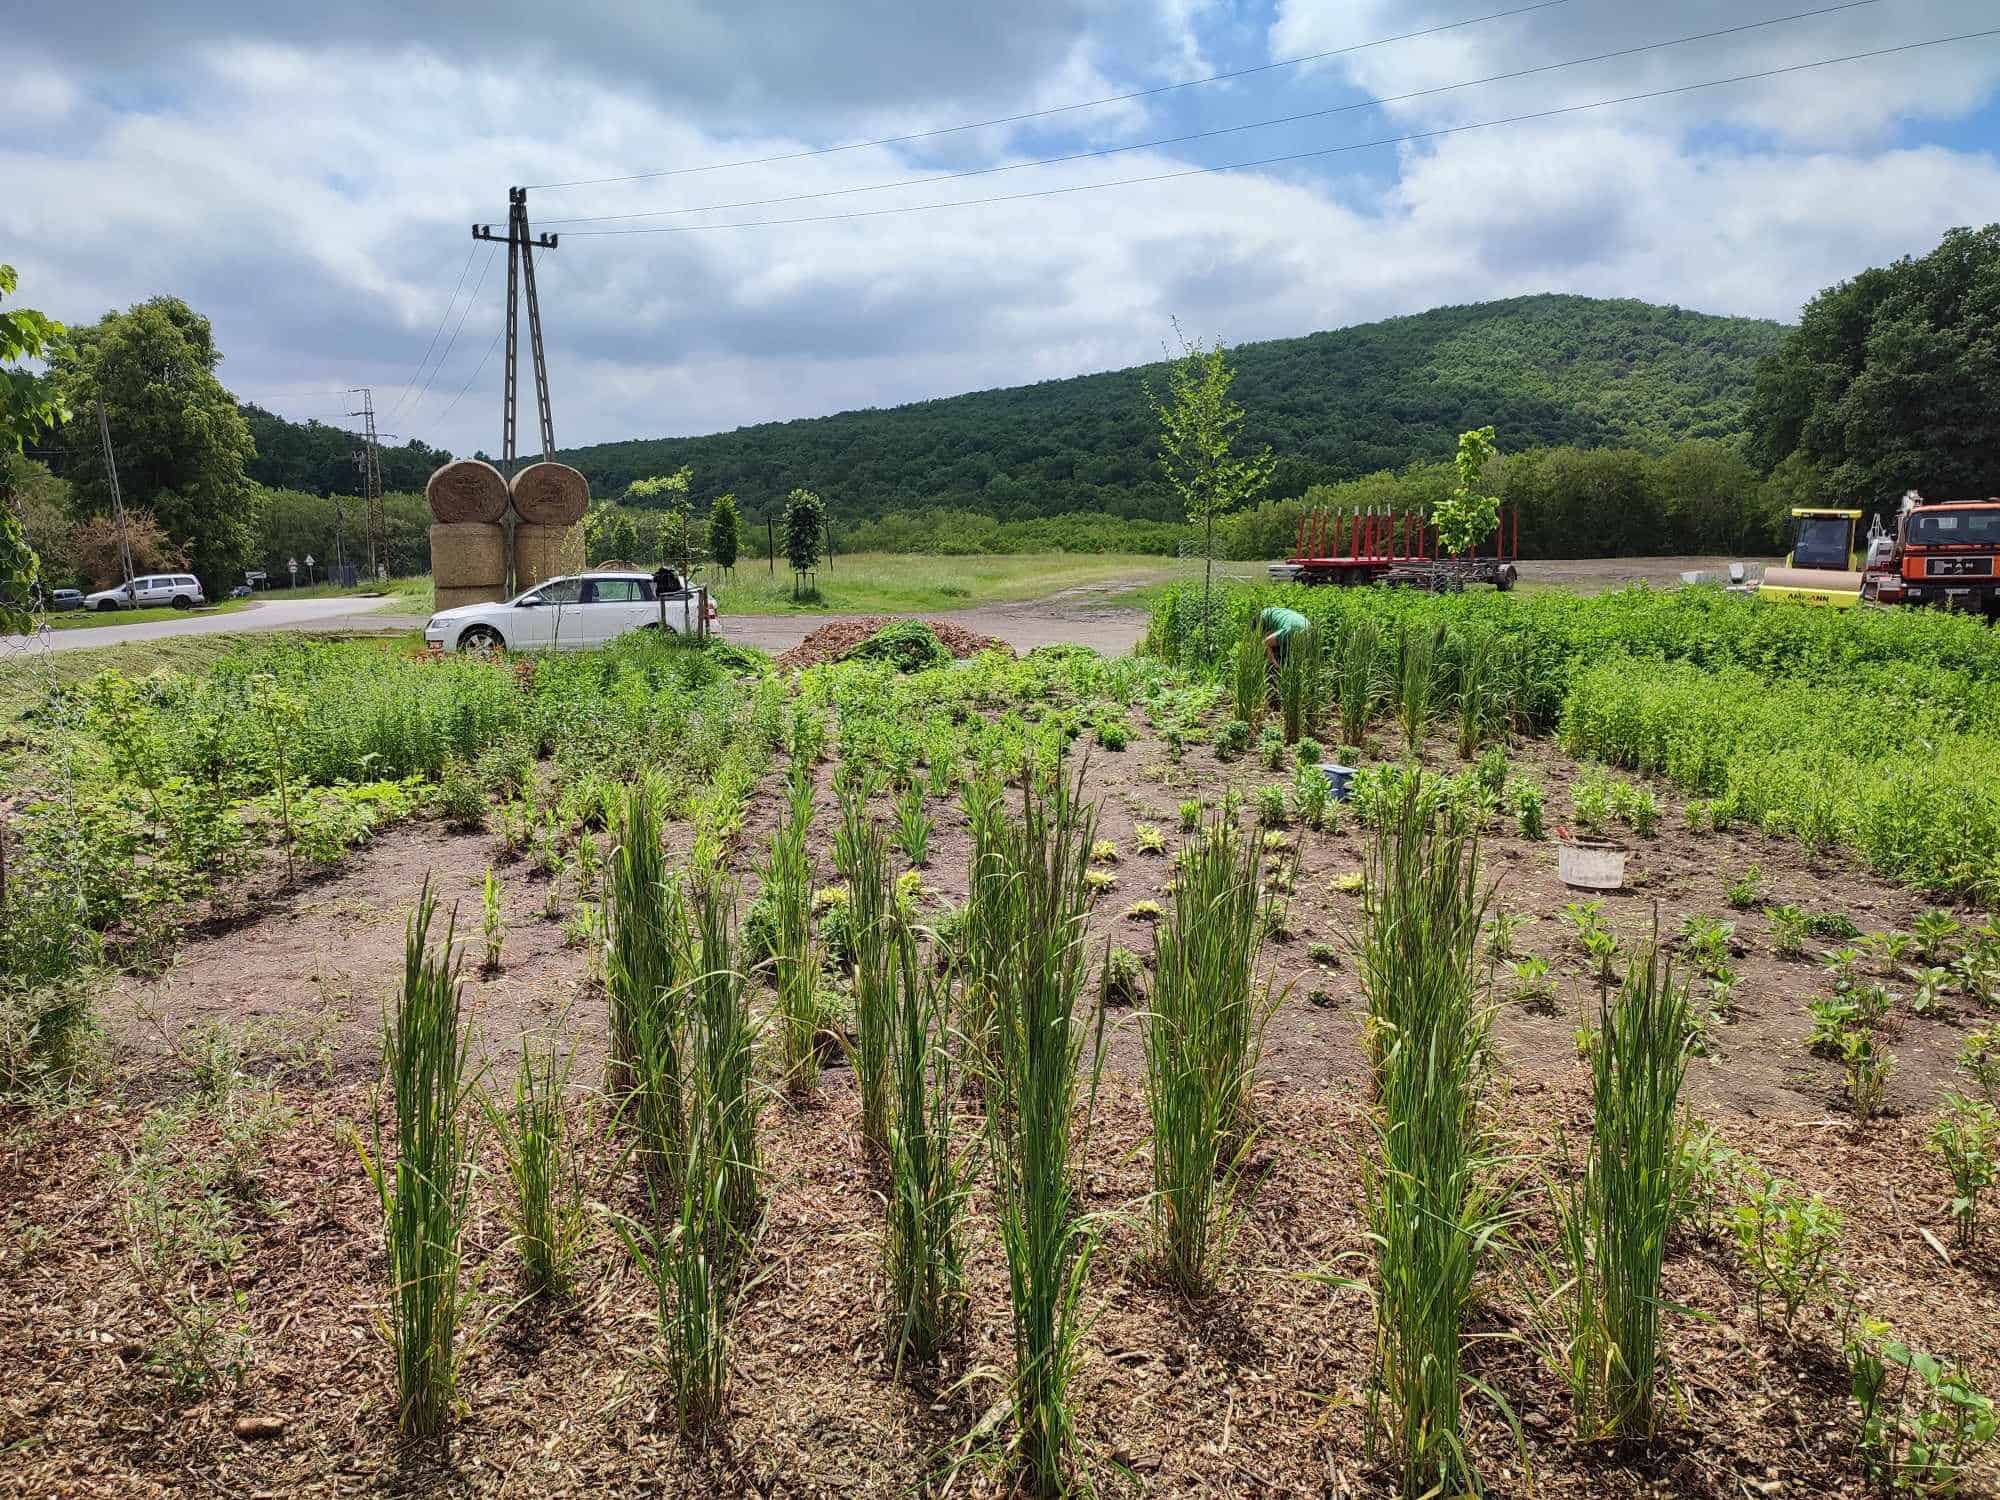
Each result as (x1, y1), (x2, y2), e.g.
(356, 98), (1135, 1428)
(3, 3), (1996, 466)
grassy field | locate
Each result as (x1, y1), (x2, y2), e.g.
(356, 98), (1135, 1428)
(704, 551), (1188, 614)
(34, 599), (254, 632)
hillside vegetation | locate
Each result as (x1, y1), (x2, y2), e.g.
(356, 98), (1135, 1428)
(552, 294), (1784, 523)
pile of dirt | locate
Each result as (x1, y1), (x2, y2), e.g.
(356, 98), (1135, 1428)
(774, 616), (1008, 671)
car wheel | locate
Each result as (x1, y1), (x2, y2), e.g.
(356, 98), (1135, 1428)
(172, 595), (193, 610)
(459, 625), (506, 652)
(96, 599), (119, 612)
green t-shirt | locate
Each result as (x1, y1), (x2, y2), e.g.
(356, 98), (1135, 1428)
(1259, 607), (1310, 641)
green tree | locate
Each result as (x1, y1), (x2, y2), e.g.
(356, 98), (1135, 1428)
(1149, 327), (1272, 654)
(782, 487), (825, 598)
(707, 491), (740, 573)
(1432, 427), (1502, 555)
(583, 500), (641, 564)
(2, 266), (66, 628)
(51, 296), (257, 591)
(1747, 225), (2000, 502)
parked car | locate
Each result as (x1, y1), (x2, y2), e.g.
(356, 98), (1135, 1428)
(41, 588), (84, 612)
(229, 584), (254, 599)
(424, 571), (716, 653)
(83, 574), (206, 612)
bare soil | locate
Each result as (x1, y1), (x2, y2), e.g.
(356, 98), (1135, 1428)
(5, 717), (1997, 1498)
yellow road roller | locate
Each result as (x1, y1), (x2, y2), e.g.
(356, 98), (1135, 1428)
(1758, 507), (1864, 608)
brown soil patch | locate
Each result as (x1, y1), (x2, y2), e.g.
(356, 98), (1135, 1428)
(8, 717), (1998, 1497)
(772, 617), (1007, 671)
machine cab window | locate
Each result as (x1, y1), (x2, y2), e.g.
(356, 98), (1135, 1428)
(1791, 513), (1855, 570)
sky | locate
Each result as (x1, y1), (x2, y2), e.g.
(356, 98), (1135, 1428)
(6, 0), (2000, 460)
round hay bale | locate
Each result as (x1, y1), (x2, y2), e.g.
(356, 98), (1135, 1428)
(425, 459), (509, 524)
(432, 584), (507, 614)
(430, 522), (508, 589)
(514, 523), (585, 590)
(509, 462), (590, 526)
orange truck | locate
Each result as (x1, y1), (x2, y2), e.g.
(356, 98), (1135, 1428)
(1863, 495), (2000, 618)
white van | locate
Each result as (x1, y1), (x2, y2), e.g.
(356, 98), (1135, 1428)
(84, 574), (207, 612)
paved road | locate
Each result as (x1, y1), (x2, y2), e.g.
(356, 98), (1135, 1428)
(18, 598), (418, 654)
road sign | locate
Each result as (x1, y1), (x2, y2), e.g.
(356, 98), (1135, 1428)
(304, 554), (315, 569)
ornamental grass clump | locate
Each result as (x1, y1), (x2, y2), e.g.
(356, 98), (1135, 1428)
(1143, 813), (1275, 1295)
(1394, 622), (1437, 760)
(1337, 615), (1381, 751)
(973, 762), (1106, 1496)
(1548, 936), (1691, 1440)
(884, 917), (969, 1374)
(485, 1030), (588, 1299)
(1277, 623), (1321, 743)
(1357, 778), (1502, 1497)
(360, 880), (477, 1439)
(847, 820), (896, 1157)
(606, 774), (690, 1192)
(765, 776), (821, 1096)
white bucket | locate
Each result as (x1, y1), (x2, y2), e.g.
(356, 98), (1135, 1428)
(1558, 838), (1627, 891)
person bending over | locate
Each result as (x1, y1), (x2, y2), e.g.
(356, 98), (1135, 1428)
(1259, 605), (1310, 670)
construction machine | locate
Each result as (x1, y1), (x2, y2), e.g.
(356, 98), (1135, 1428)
(1757, 507), (1864, 608)
(1862, 493), (2000, 616)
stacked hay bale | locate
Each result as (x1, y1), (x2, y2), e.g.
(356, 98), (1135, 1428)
(425, 459), (510, 610)
(510, 462), (589, 588)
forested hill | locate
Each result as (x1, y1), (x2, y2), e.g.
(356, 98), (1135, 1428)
(553, 294), (1785, 522)
(238, 405), (452, 496)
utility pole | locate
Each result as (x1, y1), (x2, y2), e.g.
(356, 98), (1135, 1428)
(472, 187), (559, 474)
(93, 400), (135, 587)
(348, 387), (386, 580)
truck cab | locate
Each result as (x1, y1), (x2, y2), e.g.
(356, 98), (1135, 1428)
(1891, 500), (2000, 616)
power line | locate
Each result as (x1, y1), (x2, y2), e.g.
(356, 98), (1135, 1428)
(436, 325), (504, 423)
(542, 0), (1881, 228)
(385, 244), (479, 420)
(565, 28), (2000, 238)
(406, 244), (499, 415)
(523, 0), (1574, 191)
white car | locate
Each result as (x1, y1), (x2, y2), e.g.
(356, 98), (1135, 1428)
(424, 571), (717, 653)
(84, 573), (206, 611)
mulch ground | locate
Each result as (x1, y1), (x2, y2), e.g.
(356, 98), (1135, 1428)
(5, 715), (1999, 1497)
(772, 618), (1007, 671)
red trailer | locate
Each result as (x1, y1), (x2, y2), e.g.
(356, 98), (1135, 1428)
(1273, 507), (1520, 591)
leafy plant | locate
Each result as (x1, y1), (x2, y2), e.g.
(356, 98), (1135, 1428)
(1214, 717), (1251, 760)
(1484, 907), (1528, 962)
(1509, 955), (1555, 1010)
(248, 673), (305, 886)
(1178, 798), (1203, 832)
(435, 755), (485, 830)
(894, 785), (933, 869)
(1768, 904), (1811, 958)
(1730, 1173), (1842, 1328)
(1959, 1027), (2000, 1102)
(1256, 784), (1288, 830)
(1725, 865), (1764, 910)
(1293, 761), (1332, 832)
(1570, 767), (1612, 838)
(1928, 1094), (1998, 1249)
(1134, 823), (1166, 855)
(1841, 1027), (1894, 1124)
(1512, 781), (1546, 841)
(1914, 909), (1963, 967)
(1849, 1317), (1999, 1496)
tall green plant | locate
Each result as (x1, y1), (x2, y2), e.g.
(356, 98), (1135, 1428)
(1277, 622), (1321, 744)
(688, 865), (762, 1252)
(1394, 623), (1437, 760)
(485, 1030), (588, 1299)
(606, 773), (689, 1191)
(765, 775), (821, 1095)
(1550, 938), (1691, 1439)
(1148, 328), (1273, 662)
(1337, 615), (1381, 750)
(359, 880), (476, 1439)
(885, 918), (968, 1373)
(848, 820), (896, 1156)
(1452, 627), (1504, 760)
(1357, 780), (1501, 1496)
(1143, 814), (1275, 1294)
(1233, 615), (1267, 725)
(976, 762), (1105, 1495)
